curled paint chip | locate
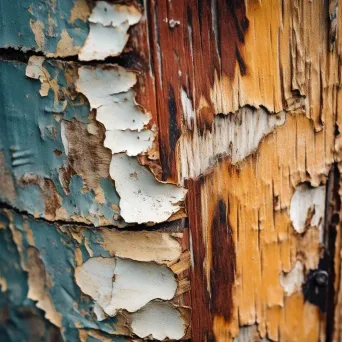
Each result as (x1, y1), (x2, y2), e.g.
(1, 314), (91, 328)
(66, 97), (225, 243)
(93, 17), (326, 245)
(25, 56), (49, 96)
(77, 65), (187, 224)
(104, 129), (154, 156)
(75, 257), (177, 318)
(130, 301), (187, 340)
(110, 154), (187, 224)
(76, 65), (152, 157)
(280, 260), (304, 296)
(178, 106), (286, 181)
(79, 1), (142, 61)
(99, 229), (182, 263)
(290, 184), (325, 236)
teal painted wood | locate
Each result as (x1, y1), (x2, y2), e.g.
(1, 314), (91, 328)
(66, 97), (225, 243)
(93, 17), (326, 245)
(0, 59), (121, 226)
(0, 0), (89, 56)
(0, 209), (131, 341)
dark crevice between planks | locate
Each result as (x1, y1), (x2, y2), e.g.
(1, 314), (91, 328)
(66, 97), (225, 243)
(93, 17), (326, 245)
(324, 163), (340, 342)
(0, 47), (146, 70)
(301, 164), (340, 341)
(0, 201), (188, 233)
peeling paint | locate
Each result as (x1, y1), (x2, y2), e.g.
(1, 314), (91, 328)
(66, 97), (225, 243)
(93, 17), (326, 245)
(78, 1), (142, 61)
(110, 154), (187, 224)
(290, 184), (325, 237)
(98, 229), (182, 264)
(25, 56), (51, 97)
(26, 247), (62, 328)
(76, 65), (152, 157)
(280, 260), (305, 296)
(53, 29), (81, 58)
(178, 106), (286, 181)
(69, 0), (90, 23)
(76, 65), (187, 224)
(0, 59), (121, 225)
(75, 256), (177, 318)
(130, 301), (187, 340)
(29, 20), (45, 50)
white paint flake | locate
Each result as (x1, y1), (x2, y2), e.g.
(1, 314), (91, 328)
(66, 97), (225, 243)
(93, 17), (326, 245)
(76, 65), (187, 224)
(110, 154), (187, 224)
(76, 65), (152, 156)
(74, 257), (116, 319)
(180, 88), (195, 129)
(25, 56), (49, 96)
(75, 257), (177, 319)
(178, 106), (286, 181)
(106, 258), (177, 315)
(79, 1), (142, 61)
(290, 184), (325, 237)
(280, 260), (305, 296)
(104, 129), (153, 156)
(131, 301), (186, 340)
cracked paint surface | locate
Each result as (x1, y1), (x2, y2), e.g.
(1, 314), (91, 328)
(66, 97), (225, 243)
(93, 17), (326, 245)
(76, 65), (187, 224)
(79, 1), (142, 61)
(290, 184), (326, 237)
(0, 0), (89, 56)
(0, 209), (190, 340)
(75, 256), (177, 318)
(2, 0), (342, 341)
(0, 58), (120, 226)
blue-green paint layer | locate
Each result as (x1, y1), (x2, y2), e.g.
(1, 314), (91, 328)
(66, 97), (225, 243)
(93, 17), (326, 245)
(0, 59), (120, 226)
(0, 0), (89, 55)
(0, 209), (131, 341)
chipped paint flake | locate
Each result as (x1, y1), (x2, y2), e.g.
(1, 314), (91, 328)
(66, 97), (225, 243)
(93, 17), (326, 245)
(178, 106), (286, 181)
(110, 154), (187, 224)
(76, 65), (152, 156)
(99, 229), (182, 263)
(75, 257), (115, 320)
(104, 129), (154, 156)
(30, 20), (45, 50)
(78, 1), (142, 61)
(25, 56), (49, 96)
(280, 260), (305, 296)
(51, 29), (81, 57)
(130, 301), (186, 340)
(69, 0), (90, 23)
(290, 184), (325, 237)
(76, 65), (186, 224)
(26, 247), (63, 328)
(75, 257), (177, 318)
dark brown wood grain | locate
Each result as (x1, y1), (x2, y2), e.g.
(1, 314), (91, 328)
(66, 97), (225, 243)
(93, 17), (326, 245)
(145, 0), (249, 182)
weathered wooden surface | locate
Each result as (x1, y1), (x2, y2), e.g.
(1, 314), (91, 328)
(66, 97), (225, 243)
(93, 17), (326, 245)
(0, 0), (342, 341)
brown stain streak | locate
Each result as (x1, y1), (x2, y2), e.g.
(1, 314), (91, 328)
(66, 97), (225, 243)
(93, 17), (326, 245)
(147, 0), (249, 182)
(186, 178), (213, 341)
(210, 198), (236, 322)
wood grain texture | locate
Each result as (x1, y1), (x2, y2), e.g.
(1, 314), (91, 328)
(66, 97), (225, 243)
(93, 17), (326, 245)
(1, 0), (342, 340)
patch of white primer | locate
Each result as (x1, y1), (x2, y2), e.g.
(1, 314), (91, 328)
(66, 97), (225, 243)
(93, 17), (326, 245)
(60, 121), (69, 156)
(76, 65), (152, 156)
(178, 107), (286, 181)
(75, 257), (177, 319)
(110, 154), (187, 224)
(75, 257), (116, 319)
(77, 65), (187, 223)
(104, 129), (153, 156)
(290, 184), (325, 238)
(180, 88), (195, 129)
(131, 301), (186, 340)
(106, 258), (177, 315)
(25, 56), (49, 96)
(79, 1), (142, 61)
(280, 260), (305, 296)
